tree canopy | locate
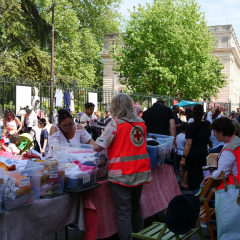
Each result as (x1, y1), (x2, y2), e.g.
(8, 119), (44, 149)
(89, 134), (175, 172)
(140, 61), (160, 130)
(0, 0), (122, 86)
(112, 0), (226, 100)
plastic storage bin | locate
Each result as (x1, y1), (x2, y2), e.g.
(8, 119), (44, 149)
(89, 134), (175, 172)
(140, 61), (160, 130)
(0, 167), (5, 212)
(4, 166), (42, 211)
(147, 143), (167, 168)
(52, 144), (98, 165)
(148, 133), (175, 158)
(26, 159), (66, 196)
(148, 133), (175, 152)
(60, 143), (93, 150)
(64, 168), (97, 190)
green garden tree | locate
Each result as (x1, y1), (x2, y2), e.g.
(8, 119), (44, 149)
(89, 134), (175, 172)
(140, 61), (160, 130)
(0, 0), (122, 86)
(113, 0), (226, 100)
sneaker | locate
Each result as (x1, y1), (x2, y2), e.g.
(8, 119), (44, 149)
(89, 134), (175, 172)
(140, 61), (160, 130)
(68, 223), (77, 230)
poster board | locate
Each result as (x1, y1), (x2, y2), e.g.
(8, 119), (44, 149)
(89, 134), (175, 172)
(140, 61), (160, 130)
(151, 98), (157, 106)
(15, 85), (32, 114)
(203, 103), (207, 112)
(88, 92), (98, 112)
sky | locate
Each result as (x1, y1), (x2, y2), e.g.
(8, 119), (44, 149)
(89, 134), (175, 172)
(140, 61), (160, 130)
(119, 0), (240, 43)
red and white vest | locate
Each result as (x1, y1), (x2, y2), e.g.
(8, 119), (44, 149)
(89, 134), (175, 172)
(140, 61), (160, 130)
(218, 135), (240, 190)
(107, 118), (151, 187)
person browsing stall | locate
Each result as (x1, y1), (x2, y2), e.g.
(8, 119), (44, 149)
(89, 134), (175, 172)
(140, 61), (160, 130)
(23, 106), (41, 152)
(48, 109), (94, 158)
(206, 106), (224, 151)
(6, 134), (21, 155)
(3, 109), (22, 135)
(80, 102), (97, 124)
(176, 122), (188, 189)
(142, 100), (176, 137)
(180, 105), (211, 191)
(202, 117), (240, 189)
(38, 118), (49, 157)
(172, 105), (181, 135)
(93, 93), (151, 240)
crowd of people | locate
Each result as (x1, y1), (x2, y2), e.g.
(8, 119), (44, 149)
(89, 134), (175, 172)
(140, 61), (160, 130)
(1, 96), (240, 240)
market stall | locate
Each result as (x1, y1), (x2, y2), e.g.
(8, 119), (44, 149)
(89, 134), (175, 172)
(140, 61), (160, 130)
(0, 164), (180, 240)
(0, 132), (180, 240)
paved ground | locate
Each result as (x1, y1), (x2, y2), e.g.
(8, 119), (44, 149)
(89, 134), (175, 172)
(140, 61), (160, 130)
(39, 176), (213, 240)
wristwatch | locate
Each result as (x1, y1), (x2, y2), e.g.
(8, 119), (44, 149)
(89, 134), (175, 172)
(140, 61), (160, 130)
(182, 155), (187, 159)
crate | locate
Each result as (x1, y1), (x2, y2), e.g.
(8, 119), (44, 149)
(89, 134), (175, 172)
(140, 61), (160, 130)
(26, 159), (67, 196)
(148, 133), (175, 152)
(64, 168), (97, 190)
(52, 144), (98, 165)
(147, 143), (167, 168)
(4, 166), (42, 210)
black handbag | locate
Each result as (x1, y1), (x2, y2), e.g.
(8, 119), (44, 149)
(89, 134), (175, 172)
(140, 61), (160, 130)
(84, 121), (103, 141)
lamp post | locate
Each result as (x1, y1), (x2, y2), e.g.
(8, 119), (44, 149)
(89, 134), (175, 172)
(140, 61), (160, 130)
(50, 0), (55, 123)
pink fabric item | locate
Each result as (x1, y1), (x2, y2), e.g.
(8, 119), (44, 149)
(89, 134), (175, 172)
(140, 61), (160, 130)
(81, 165), (94, 171)
(82, 164), (181, 240)
(72, 151), (94, 154)
(82, 194), (98, 240)
(70, 160), (94, 171)
(71, 160), (82, 168)
(1, 152), (14, 157)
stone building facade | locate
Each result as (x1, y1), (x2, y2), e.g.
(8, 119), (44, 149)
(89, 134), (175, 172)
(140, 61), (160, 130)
(102, 25), (240, 107)
(210, 25), (240, 108)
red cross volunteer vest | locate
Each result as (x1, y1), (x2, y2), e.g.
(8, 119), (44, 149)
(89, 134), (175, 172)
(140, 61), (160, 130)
(218, 135), (240, 190)
(107, 117), (151, 187)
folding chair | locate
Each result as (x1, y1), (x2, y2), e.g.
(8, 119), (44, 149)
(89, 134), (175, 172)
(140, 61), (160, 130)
(195, 171), (223, 240)
(131, 219), (204, 240)
(131, 193), (205, 240)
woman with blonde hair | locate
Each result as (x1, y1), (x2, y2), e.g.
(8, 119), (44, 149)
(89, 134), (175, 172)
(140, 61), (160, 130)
(94, 93), (151, 240)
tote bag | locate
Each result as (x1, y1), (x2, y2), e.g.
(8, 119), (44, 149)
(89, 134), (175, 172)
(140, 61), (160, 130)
(215, 170), (240, 240)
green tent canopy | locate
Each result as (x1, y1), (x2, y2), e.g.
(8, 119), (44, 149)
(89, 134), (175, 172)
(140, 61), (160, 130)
(171, 101), (201, 109)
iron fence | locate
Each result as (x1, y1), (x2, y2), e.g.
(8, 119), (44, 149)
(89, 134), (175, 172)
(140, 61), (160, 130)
(0, 77), (182, 117)
(0, 77), (239, 118)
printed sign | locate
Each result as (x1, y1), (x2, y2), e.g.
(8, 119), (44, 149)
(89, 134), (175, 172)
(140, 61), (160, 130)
(19, 177), (30, 187)
(49, 173), (58, 179)
(83, 175), (90, 184)
(50, 165), (58, 172)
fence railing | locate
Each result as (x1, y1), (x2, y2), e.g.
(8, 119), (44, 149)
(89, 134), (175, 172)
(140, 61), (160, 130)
(0, 77), (182, 117)
(0, 77), (239, 117)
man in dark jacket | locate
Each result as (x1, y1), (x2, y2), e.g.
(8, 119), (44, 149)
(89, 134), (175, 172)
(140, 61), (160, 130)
(142, 101), (176, 137)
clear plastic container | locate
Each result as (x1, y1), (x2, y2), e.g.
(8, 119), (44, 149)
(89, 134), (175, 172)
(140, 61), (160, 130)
(64, 168), (97, 190)
(26, 159), (66, 196)
(147, 143), (167, 168)
(4, 166), (43, 210)
(147, 145), (158, 168)
(0, 167), (5, 212)
(60, 143), (93, 150)
(52, 144), (98, 165)
(148, 133), (175, 152)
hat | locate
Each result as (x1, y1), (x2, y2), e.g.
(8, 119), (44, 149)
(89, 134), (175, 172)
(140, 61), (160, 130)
(105, 107), (110, 112)
(77, 112), (84, 118)
(17, 109), (27, 115)
(211, 106), (220, 116)
(185, 108), (192, 114)
(165, 194), (200, 235)
(134, 104), (142, 115)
